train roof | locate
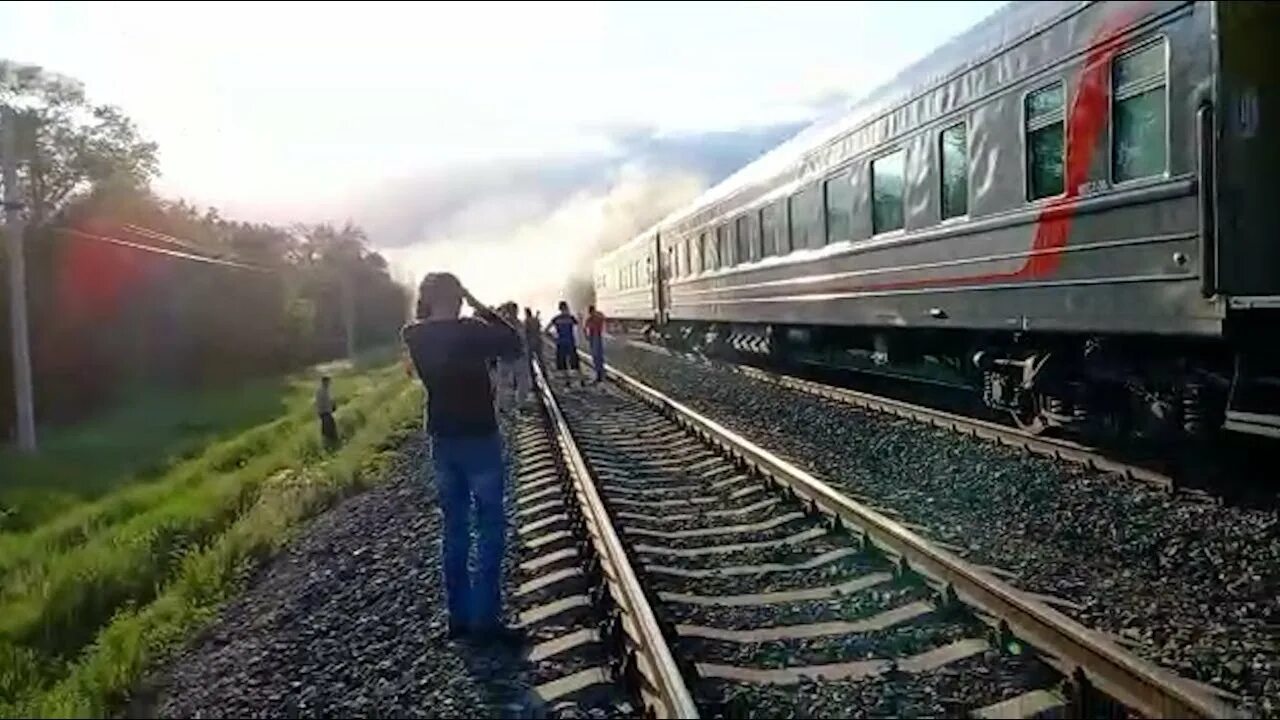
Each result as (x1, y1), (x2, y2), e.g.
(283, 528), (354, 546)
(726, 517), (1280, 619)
(644, 0), (1084, 239)
(597, 228), (655, 266)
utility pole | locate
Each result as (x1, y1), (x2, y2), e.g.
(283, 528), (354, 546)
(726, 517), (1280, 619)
(341, 270), (356, 361)
(2, 106), (36, 453)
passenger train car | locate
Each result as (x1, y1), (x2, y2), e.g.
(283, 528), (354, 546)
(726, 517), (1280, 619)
(594, 0), (1280, 441)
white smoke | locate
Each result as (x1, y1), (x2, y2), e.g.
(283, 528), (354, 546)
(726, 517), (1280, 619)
(382, 163), (704, 316)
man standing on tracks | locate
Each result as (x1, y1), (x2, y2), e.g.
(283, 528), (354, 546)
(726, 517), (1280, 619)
(523, 307), (543, 368)
(401, 272), (523, 645)
(547, 300), (583, 386)
(584, 305), (607, 383)
(494, 302), (530, 413)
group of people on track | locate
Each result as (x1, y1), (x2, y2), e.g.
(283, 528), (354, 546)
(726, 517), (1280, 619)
(373, 272), (607, 646)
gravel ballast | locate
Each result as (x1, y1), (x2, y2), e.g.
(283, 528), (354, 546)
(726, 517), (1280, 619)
(147, 410), (633, 718)
(603, 338), (1280, 716)
(551, 379), (1061, 717)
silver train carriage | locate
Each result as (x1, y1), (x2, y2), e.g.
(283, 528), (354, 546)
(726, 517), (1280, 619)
(593, 0), (1280, 441)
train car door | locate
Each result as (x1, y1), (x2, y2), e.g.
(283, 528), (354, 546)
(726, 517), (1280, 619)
(1216, 1), (1280, 300)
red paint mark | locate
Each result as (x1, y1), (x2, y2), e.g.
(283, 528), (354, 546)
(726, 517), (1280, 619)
(1024, 3), (1144, 279)
(823, 2), (1149, 295)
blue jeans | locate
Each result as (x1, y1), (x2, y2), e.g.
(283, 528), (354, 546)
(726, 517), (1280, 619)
(430, 432), (507, 630)
(589, 334), (605, 381)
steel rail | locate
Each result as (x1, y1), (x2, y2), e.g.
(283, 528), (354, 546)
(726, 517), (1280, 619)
(592, 353), (1236, 719)
(532, 358), (700, 719)
(623, 339), (1180, 492)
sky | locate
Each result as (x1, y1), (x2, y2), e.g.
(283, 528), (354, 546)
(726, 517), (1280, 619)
(0, 0), (1007, 307)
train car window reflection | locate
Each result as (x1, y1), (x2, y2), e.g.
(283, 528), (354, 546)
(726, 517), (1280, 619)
(872, 150), (906, 234)
(940, 122), (968, 219)
(761, 201), (786, 257)
(734, 215), (750, 264)
(716, 225), (731, 268)
(1025, 82), (1065, 200)
(1112, 41), (1167, 183)
(700, 231), (716, 271)
(789, 184), (824, 250)
(824, 170), (854, 243)
(754, 208), (767, 258)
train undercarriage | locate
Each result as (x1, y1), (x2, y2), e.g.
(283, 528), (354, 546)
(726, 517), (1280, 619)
(634, 318), (1280, 446)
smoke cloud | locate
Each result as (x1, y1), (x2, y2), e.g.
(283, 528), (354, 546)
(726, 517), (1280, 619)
(364, 121), (817, 316)
(380, 163), (702, 314)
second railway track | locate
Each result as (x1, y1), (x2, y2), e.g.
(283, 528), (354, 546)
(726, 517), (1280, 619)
(523, 356), (1237, 718)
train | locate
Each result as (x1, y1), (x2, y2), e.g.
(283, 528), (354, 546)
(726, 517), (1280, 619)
(593, 0), (1280, 443)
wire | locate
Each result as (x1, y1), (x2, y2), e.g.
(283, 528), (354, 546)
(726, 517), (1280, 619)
(121, 223), (229, 257)
(58, 227), (272, 272)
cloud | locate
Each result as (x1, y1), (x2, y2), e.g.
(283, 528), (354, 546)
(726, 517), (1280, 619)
(381, 163), (704, 314)
(366, 119), (811, 313)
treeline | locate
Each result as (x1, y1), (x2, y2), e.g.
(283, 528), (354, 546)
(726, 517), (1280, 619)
(1, 62), (407, 437)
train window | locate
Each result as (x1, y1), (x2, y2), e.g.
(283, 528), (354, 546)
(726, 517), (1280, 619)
(940, 122), (968, 219)
(761, 200), (787, 256)
(700, 231), (716, 271)
(1112, 41), (1167, 183)
(754, 208), (767, 258)
(1025, 82), (1065, 200)
(716, 225), (731, 268)
(871, 150), (905, 234)
(734, 216), (748, 263)
(789, 184), (824, 250)
(824, 170), (854, 243)
(734, 214), (755, 263)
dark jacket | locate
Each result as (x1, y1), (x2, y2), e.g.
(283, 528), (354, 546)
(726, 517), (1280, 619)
(402, 306), (520, 438)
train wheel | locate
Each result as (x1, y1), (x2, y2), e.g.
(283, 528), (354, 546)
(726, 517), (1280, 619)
(1009, 394), (1049, 435)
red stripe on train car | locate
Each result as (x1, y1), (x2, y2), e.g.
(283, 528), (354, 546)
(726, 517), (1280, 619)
(830, 1), (1149, 295)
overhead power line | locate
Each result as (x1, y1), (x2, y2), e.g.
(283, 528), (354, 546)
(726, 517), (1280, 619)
(58, 227), (272, 272)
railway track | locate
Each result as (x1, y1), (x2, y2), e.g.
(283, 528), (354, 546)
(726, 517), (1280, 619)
(515, 354), (1236, 718)
(619, 338), (1191, 496)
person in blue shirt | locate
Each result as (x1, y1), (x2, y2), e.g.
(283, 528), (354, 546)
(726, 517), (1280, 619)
(546, 300), (583, 386)
(401, 272), (523, 646)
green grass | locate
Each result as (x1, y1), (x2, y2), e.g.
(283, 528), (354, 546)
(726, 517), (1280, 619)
(0, 367), (399, 585)
(0, 357), (420, 717)
(0, 345), (402, 532)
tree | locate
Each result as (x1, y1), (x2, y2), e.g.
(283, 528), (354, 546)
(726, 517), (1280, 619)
(2, 60), (408, 438)
(1, 60), (158, 225)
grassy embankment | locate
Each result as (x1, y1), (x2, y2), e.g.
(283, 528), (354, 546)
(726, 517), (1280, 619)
(0, 352), (422, 717)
